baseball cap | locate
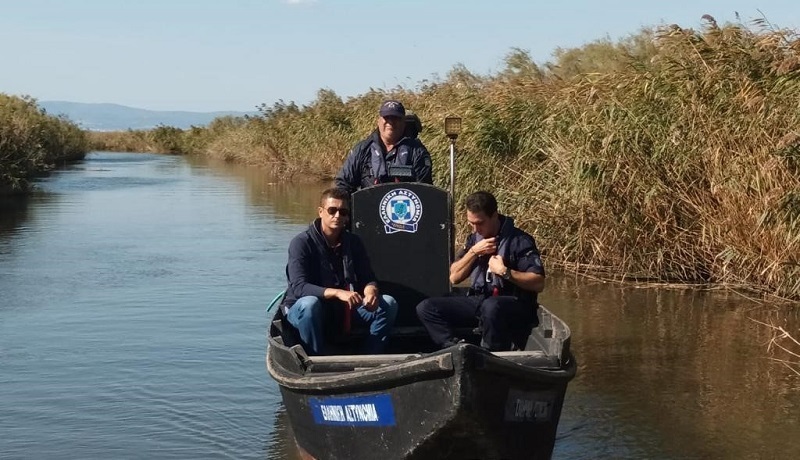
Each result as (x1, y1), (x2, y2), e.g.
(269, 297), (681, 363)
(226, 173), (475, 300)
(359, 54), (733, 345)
(379, 100), (406, 118)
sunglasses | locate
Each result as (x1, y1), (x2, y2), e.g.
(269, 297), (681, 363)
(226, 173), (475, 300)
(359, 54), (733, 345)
(325, 206), (350, 217)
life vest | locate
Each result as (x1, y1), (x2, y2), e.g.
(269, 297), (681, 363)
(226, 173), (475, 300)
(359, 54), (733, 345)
(369, 141), (414, 185)
(468, 216), (536, 305)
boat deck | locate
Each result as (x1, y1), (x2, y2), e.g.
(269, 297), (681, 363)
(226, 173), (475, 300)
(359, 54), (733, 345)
(271, 316), (566, 377)
(303, 349), (558, 374)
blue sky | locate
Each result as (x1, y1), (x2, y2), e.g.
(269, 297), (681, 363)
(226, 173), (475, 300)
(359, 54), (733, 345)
(1, 0), (798, 112)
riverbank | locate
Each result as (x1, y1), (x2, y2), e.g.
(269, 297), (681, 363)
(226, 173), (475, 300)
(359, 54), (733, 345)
(0, 94), (89, 194)
(89, 19), (800, 300)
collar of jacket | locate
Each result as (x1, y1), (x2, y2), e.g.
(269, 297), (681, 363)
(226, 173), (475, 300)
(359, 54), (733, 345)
(310, 218), (347, 250)
(369, 129), (411, 155)
(469, 214), (515, 292)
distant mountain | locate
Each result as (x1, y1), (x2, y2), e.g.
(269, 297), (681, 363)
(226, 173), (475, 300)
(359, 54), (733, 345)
(39, 101), (256, 131)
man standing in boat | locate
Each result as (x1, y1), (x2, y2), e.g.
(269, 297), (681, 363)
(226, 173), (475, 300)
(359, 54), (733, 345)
(416, 191), (545, 351)
(334, 100), (433, 194)
(281, 188), (398, 355)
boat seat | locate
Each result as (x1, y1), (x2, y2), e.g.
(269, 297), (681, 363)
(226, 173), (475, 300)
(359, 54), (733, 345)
(342, 325), (478, 338)
(272, 318), (302, 348)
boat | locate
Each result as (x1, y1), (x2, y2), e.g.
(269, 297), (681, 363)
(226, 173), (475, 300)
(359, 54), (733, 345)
(266, 182), (576, 460)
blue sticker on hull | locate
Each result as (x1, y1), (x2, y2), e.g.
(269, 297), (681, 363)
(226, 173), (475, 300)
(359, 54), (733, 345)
(310, 394), (396, 426)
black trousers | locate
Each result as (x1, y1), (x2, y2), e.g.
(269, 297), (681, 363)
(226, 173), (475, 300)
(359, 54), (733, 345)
(416, 294), (538, 351)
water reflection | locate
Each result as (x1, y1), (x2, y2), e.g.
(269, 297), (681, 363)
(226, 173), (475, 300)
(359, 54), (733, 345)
(547, 276), (800, 459)
(265, 407), (303, 460)
(1, 152), (286, 459)
(0, 195), (31, 237)
(184, 155), (328, 225)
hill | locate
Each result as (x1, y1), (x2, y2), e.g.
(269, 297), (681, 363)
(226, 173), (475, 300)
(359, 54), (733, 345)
(39, 100), (255, 131)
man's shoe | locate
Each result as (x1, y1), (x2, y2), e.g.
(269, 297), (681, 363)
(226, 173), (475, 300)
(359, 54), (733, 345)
(441, 338), (466, 349)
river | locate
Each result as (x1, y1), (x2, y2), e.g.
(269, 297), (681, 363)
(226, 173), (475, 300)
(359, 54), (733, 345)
(1, 152), (798, 459)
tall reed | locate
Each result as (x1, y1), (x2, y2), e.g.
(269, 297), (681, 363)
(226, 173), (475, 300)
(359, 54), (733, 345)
(1, 94), (89, 194)
(91, 18), (800, 299)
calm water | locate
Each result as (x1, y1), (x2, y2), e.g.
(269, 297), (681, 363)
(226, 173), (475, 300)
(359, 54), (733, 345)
(1, 152), (798, 459)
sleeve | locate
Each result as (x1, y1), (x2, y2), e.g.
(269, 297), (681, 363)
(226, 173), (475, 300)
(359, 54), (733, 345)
(334, 147), (361, 194)
(514, 235), (546, 276)
(286, 237), (327, 299)
(454, 234), (476, 262)
(351, 236), (377, 290)
(412, 141), (433, 185)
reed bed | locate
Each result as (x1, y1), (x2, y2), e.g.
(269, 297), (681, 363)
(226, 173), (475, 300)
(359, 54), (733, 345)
(1, 94), (89, 194)
(94, 19), (800, 300)
(477, 21), (800, 303)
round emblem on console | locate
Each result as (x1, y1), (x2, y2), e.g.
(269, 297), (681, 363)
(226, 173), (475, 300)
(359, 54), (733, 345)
(378, 188), (423, 234)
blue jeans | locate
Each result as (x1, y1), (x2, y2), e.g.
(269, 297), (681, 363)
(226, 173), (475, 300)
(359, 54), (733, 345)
(286, 295), (398, 355)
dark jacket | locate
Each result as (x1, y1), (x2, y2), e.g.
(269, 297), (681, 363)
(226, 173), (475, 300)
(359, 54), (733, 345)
(282, 218), (377, 310)
(461, 215), (545, 305)
(334, 130), (433, 194)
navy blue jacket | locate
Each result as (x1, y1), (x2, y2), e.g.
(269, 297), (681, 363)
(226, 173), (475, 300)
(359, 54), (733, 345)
(334, 130), (433, 194)
(459, 215), (545, 305)
(282, 219), (377, 310)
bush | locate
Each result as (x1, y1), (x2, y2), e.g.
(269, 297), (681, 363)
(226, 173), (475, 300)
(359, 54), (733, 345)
(0, 94), (88, 193)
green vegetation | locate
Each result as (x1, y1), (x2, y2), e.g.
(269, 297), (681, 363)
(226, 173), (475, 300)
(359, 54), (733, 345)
(93, 18), (800, 300)
(1, 94), (89, 194)
(88, 124), (201, 155)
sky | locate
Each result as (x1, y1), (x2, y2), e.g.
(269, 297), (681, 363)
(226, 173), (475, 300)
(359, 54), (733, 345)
(2, 0), (799, 113)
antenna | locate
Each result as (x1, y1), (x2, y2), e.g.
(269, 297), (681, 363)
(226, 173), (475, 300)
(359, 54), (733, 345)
(444, 116), (462, 266)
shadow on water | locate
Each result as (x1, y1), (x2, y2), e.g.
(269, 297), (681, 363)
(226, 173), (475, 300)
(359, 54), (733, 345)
(0, 195), (32, 238)
(0, 190), (60, 245)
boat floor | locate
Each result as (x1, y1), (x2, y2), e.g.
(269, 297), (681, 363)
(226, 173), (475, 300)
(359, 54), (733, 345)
(273, 324), (560, 374)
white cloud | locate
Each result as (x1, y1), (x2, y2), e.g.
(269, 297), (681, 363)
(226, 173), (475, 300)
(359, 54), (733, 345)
(283, 0), (317, 5)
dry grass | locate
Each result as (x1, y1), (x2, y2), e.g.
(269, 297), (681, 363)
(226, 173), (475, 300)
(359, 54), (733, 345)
(90, 18), (800, 300)
(752, 318), (800, 376)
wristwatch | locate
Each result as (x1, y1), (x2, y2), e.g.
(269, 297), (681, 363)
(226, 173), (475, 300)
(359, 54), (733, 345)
(501, 267), (511, 280)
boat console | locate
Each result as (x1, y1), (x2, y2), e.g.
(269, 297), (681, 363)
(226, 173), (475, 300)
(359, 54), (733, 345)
(351, 182), (453, 328)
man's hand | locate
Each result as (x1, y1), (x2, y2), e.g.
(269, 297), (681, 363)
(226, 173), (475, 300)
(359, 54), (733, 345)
(450, 238), (497, 285)
(335, 289), (363, 308)
(470, 237), (497, 256)
(488, 255), (507, 276)
(362, 284), (379, 312)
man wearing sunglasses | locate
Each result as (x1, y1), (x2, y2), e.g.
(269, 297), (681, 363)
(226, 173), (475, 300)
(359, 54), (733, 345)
(281, 188), (398, 355)
(334, 100), (433, 194)
(416, 191), (545, 352)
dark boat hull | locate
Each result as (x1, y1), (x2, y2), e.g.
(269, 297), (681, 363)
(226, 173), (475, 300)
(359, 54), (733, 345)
(267, 311), (576, 460)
